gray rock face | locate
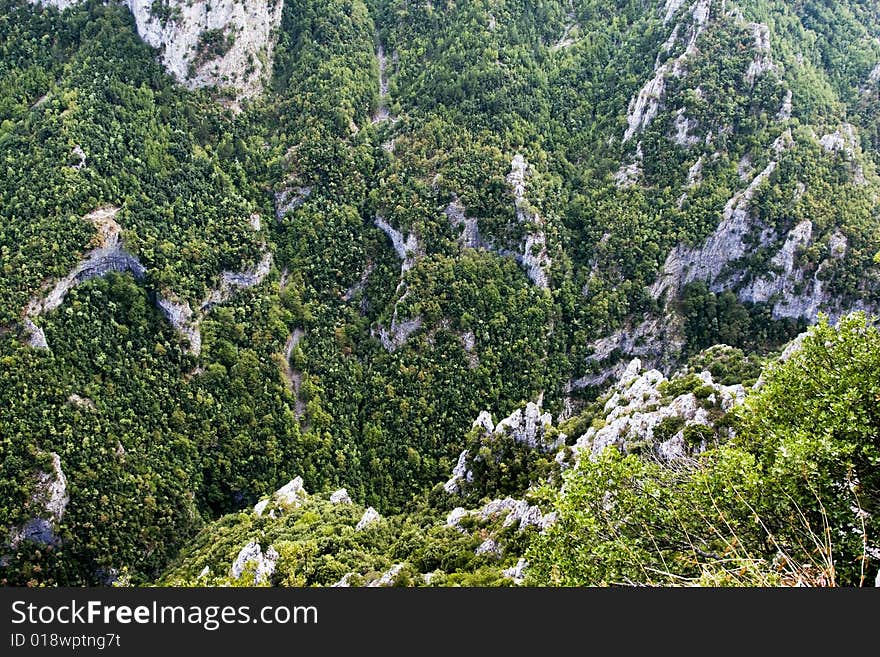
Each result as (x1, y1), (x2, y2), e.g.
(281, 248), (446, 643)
(819, 123), (858, 157)
(12, 519), (57, 548)
(623, 0), (710, 144)
(573, 315), (682, 390)
(502, 558), (528, 585)
(623, 62), (667, 143)
(473, 410), (495, 435)
(377, 314), (423, 352)
(371, 44), (398, 125)
(494, 402), (558, 450)
(445, 401), (566, 504)
(30, 0), (74, 7)
(601, 115), (869, 376)
(744, 21), (777, 85)
(332, 573), (354, 587)
(507, 154), (550, 289)
(478, 497), (557, 532)
(652, 131), (793, 302)
(253, 476), (308, 516)
(777, 89), (793, 121)
(375, 215), (421, 270)
(368, 563), (404, 587)
(551, 8), (580, 50)
(23, 318), (48, 350)
(445, 196), (484, 249)
(779, 331), (808, 363)
(443, 450), (470, 494)
(330, 488), (352, 505)
(459, 330), (479, 369)
(475, 538), (501, 557)
(573, 358), (744, 461)
(230, 541), (278, 584)
(607, 4), (849, 370)
(275, 476), (308, 506)
(275, 186), (312, 221)
(828, 231), (847, 259)
(31, 1), (282, 99)
(128, 0), (283, 100)
(24, 207), (146, 350)
(738, 220), (827, 320)
(678, 155), (704, 206)
(281, 329), (306, 418)
(657, 432), (687, 461)
(614, 143), (644, 188)
(445, 507), (468, 532)
(71, 144), (86, 170)
(8, 452), (69, 549)
(652, 117), (868, 324)
(355, 506), (381, 531)
(156, 293), (201, 355)
(373, 215), (424, 352)
(663, 0), (686, 24)
(817, 123), (868, 184)
(67, 394), (96, 410)
(253, 499), (270, 517)
(38, 453), (68, 523)
(200, 250), (273, 312)
(14, 207), (248, 355)
(673, 108), (699, 147)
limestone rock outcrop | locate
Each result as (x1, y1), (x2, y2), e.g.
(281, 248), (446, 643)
(32, 0), (284, 99)
(7, 452), (69, 549)
(445, 401), (566, 495)
(330, 488), (353, 505)
(23, 207), (145, 350)
(502, 558), (528, 585)
(373, 215), (424, 352)
(253, 476), (308, 517)
(230, 541), (278, 584)
(574, 358), (745, 461)
(368, 563), (404, 587)
(355, 506), (381, 531)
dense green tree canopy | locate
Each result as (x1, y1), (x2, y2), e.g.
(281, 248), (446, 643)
(1, 0), (878, 585)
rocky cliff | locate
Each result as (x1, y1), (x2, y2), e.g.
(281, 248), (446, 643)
(578, 0), (880, 389)
(5, 452), (69, 551)
(31, 0), (283, 98)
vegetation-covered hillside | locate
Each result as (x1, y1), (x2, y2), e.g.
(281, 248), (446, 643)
(1, 0), (878, 586)
(160, 315), (880, 587)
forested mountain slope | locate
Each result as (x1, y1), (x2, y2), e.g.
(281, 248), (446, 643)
(161, 315), (880, 587)
(1, 0), (878, 585)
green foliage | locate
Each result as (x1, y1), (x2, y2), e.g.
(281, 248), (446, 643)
(528, 314), (880, 587)
(149, 0), (181, 27)
(653, 415), (685, 443)
(679, 282), (806, 356)
(686, 344), (763, 386)
(192, 28), (235, 72)
(735, 313), (880, 585)
(2, 0), (880, 587)
(159, 492), (517, 587)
